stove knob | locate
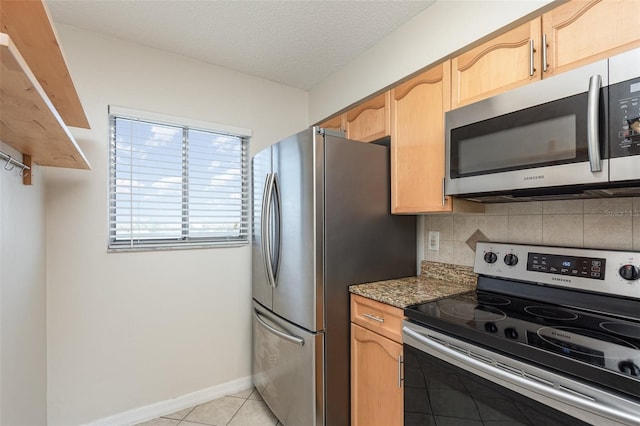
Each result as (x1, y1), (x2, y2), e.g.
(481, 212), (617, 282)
(484, 252), (498, 264)
(504, 253), (519, 266)
(484, 322), (498, 333)
(618, 264), (640, 281)
(618, 361), (640, 377)
(504, 327), (519, 339)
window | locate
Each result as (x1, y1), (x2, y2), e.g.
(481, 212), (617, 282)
(108, 107), (250, 250)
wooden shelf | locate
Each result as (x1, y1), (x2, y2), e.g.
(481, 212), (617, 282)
(0, 32), (90, 169)
(0, 0), (90, 129)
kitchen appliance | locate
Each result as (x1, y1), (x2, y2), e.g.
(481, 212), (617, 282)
(445, 47), (640, 202)
(404, 242), (640, 426)
(252, 127), (416, 426)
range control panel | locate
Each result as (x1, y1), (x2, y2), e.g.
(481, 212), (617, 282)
(527, 252), (606, 281)
(475, 242), (640, 300)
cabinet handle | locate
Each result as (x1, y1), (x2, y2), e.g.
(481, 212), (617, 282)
(529, 39), (536, 77)
(542, 34), (548, 73)
(363, 313), (384, 323)
(397, 355), (403, 388)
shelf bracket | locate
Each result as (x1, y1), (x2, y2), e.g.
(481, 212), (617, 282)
(22, 154), (32, 185)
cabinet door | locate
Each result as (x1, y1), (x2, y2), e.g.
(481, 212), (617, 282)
(317, 114), (345, 133)
(345, 92), (391, 142)
(351, 293), (404, 343)
(542, 0), (640, 78)
(391, 62), (451, 213)
(351, 323), (403, 426)
(451, 19), (541, 109)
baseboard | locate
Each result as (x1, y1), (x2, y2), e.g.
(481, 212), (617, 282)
(83, 375), (253, 426)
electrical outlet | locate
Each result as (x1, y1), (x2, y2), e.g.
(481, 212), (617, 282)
(428, 231), (440, 251)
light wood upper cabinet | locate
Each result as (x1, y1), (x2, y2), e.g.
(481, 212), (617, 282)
(391, 63), (451, 213)
(542, 0), (640, 78)
(452, 0), (640, 109)
(350, 295), (403, 426)
(451, 19), (542, 109)
(345, 92), (391, 142)
(317, 114), (346, 133)
(390, 62), (484, 214)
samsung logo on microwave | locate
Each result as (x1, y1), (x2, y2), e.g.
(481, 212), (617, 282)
(524, 175), (545, 181)
(552, 277), (572, 283)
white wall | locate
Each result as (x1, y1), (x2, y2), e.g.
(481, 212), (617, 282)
(45, 25), (307, 425)
(308, 0), (554, 124)
(0, 143), (47, 426)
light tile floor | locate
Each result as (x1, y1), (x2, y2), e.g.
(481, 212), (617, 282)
(136, 388), (282, 426)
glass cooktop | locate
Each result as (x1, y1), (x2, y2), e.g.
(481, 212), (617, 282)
(405, 290), (640, 400)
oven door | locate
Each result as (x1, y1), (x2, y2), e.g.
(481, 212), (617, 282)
(403, 322), (640, 426)
(445, 58), (609, 197)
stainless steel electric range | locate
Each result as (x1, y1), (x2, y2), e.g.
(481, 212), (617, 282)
(403, 242), (640, 426)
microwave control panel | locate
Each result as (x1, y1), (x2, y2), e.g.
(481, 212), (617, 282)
(610, 76), (640, 158)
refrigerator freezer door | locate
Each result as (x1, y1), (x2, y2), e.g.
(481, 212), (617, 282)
(252, 301), (324, 426)
(252, 145), (273, 309)
(271, 130), (323, 332)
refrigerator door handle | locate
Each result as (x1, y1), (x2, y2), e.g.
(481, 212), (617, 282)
(271, 172), (282, 285)
(264, 172), (277, 287)
(254, 309), (305, 346)
(261, 173), (274, 287)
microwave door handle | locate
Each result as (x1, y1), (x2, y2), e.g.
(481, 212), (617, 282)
(442, 177), (447, 207)
(587, 74), (603, 172)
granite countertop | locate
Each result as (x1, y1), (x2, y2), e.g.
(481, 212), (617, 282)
(349, 261), (477, 309)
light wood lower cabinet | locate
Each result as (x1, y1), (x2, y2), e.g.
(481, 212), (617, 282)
(351, 294), (403, 426)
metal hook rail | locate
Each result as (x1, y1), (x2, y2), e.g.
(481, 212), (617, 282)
(0, 150), (31, 177)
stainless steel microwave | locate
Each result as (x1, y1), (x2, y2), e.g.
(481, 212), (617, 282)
(445, 48), (640, 202)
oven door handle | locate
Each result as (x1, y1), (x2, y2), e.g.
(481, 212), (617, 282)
(403, 326), (640, 425)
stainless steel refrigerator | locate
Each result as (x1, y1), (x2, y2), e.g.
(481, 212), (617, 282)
(252, 127), (416, 426)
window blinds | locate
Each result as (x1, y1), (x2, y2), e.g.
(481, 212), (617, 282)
(109, 114), (249, 250)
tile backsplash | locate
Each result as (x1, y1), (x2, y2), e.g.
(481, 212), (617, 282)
(423, 197), (640, 267)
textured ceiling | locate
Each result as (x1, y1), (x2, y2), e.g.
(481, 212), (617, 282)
(46, 0), (435, 91)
